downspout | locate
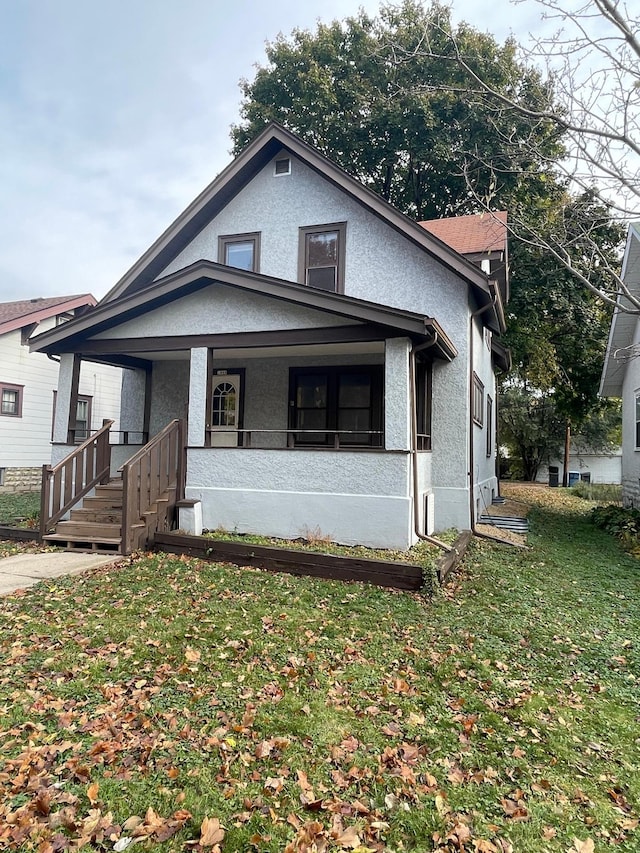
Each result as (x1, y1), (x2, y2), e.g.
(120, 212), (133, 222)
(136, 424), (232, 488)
(410, 334), (453, 552)
(469, 293), (499, 532)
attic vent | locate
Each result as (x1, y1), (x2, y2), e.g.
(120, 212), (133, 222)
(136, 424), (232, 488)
(274, 157), (291, 176)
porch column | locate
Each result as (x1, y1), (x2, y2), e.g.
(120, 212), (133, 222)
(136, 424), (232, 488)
(188, 347), (208, 447)
(120, 367), (148, 443)
(385, 337), (411, 451)
(52, 353), (80, 445)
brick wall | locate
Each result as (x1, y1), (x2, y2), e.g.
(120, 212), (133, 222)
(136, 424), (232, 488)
(0, 467), (42, 492)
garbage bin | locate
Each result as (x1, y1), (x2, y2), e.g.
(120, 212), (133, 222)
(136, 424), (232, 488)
(568, 471), (580, 487)
(549, 466), (559, 487)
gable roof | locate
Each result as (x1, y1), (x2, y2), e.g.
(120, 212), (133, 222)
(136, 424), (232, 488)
(99, 123), (503, 333)
(0, 294), (96, 336)
(600, 222), (640, 396)
(419, 211), (507, 255)
(30, 261), (458, 362)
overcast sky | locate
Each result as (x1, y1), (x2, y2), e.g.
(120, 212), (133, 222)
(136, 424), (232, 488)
(0, 0), (544, 303)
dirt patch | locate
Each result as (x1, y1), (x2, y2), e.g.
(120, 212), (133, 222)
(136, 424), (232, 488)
(475, 522), (528, 547)
(482, 498), (529, 519)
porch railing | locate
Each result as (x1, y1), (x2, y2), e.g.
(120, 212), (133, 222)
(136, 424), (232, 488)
(205, 428), (384, 449)
(121, 419), (185, 555)
(40, 419), (114, 537)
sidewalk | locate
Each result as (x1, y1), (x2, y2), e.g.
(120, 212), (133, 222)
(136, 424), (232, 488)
(0, 551), (116, 596)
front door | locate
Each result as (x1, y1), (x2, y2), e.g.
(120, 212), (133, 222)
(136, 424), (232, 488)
(210, 373), (242, 446)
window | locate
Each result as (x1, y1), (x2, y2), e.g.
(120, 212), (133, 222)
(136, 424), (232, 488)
(289, 366), (383, 447)
(635, 392), (640, 449)
(486, 395), (493, 456)
(274, 156), (291, 175)
(0, 383), (23, 417)
(472, 374), (484, 426)
(416, 360), (433, 450)
(75, 396), (92, 441)
(218, 233), (260, 272)
(298, 222), (346, 292)
(52, 392), (92, 442)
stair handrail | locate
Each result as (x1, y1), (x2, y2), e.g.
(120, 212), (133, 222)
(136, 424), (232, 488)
(40, 419), (114, 537)
(120, 419), (185, 555)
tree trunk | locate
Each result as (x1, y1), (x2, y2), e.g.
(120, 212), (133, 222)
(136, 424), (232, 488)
(562, 421), (571, 487)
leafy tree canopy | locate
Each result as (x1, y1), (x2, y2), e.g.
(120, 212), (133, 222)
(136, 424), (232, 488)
(232, 0), (563, 220)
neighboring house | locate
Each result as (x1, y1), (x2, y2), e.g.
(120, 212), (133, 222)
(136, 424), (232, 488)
(535, 449), (622, 486)
(0, 295), (122, 492)
(600, 222), (640, 505)
(31, 123), (510, 549)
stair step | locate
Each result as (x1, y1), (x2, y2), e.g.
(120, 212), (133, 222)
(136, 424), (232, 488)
(71, 508), (122, 523)
(478, 514), (529, 532)
(43, 533), (122, 553)
(82, 496), (123, 510)
(56, 521), (122, 537)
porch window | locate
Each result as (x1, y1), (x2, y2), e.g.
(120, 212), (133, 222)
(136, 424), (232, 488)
(472, 373), (484, 426)
(289, 365), (383, 447)
(218, 232), (260, 272)
(52, 392), (92, 442)
(298, 222), (346, 292)
(212, 381), (237, 427)
(416, 361), (432, 450)
(0, 383), (23, 417)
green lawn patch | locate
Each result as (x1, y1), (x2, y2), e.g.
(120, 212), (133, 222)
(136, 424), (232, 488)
(0, 491), (40, 526)
(0, 485), (638, 851)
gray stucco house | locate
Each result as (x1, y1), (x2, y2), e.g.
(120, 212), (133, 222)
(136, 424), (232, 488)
(601, 222), (640, 505)
(31, 123), (509, 551)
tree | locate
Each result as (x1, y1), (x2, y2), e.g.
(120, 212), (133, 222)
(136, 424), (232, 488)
(232, 0), (563, 220)
(404, 0), (639, 311)
(499, 386), (565, 481)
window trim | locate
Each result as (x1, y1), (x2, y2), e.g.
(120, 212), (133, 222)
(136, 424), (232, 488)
(288, 365), (383, 448)
(298, 222), (347, 294)
(472, 373), (484, 427)
(218, 232), (261, 273)
(0, 382), (23, 418)
(635, 390), (640, 450)
(274, 156), (291, 176)
(486, 394), (493, 456)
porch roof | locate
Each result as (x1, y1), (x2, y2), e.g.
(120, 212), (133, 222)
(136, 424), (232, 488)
(30, 260), (458, 366)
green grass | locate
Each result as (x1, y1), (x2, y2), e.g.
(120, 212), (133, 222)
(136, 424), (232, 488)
(0, 490), (40, 525)
(569, 481), (622, 503)
(0, 486), (638, 851)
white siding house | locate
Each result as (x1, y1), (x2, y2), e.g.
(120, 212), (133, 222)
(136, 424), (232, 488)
(601, 222), (640, 504)
(0, 296), (122, 492)
(31, 125), (510, 548)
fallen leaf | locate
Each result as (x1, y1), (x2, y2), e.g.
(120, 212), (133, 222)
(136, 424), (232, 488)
(200, 816), (225, 847)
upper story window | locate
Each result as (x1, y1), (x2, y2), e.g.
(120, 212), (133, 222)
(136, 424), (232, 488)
(0, 383), (23, 417)
(218, 232), (260, 272)
(298, 222), (346, 293)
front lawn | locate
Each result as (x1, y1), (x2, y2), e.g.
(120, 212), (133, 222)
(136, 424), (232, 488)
(1, 486), (638, 851)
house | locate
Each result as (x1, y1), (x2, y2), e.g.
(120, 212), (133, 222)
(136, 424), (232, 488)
(0, 295), (122, 493)
(30, 124), (509, 551)
(600, 221), (640, 504)
(535, 449), (622, 487)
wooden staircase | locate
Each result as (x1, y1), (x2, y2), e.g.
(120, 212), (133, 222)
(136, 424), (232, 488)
(41, 419), (184, 555)
(43, 478), (135, 553)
